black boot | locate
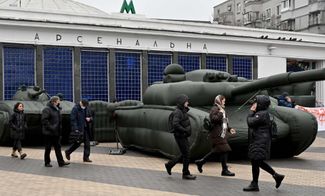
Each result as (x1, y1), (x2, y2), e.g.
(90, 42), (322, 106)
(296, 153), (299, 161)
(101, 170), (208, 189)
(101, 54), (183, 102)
(164, 163), (172, 175)
(243, 181), (259, 192)
(195, 151), (213, 173)
(273, 173), (285, 188)
(221, 164), (235, 176)
(194, 159), (204, 173)
(59, 162), (70, 167)
(18, 150), (27, 160)
(182, 174), (196, 180)
(221, 169), (235, 176)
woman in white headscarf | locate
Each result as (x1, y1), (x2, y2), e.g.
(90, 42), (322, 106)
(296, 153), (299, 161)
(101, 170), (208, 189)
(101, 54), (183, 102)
(194, 95), (236, 176)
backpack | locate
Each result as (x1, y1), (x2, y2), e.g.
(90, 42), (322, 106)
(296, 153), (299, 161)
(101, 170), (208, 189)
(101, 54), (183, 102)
(269, 114), (278, 138)
(203, 116), (213, 132)
(168, 111), (175, 133)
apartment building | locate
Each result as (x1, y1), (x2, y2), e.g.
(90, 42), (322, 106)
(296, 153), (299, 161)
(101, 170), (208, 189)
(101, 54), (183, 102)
(214, 0), (325, 34)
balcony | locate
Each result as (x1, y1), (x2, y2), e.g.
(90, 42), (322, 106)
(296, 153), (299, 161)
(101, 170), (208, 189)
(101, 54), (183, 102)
(309, 1), (325, 13)
(244, 0), (260, 6)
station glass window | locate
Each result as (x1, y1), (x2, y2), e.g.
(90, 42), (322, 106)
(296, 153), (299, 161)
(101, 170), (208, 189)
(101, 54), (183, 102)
(287, 60), (312, 72)
(115, 52), (141, 101)
(3, 47), (35, 100)
(43, 47), (73, 101)
(178, 54), (200, 72)
(233, 56), (253, 79)
(206, 55), (227, 72)
(81, 51), (108, 101)
(148, 53), (172, 85)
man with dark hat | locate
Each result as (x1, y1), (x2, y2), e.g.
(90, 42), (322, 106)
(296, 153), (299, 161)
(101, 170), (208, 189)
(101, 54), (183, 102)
(65, 99), (93, 163)
(164, 94), (196, 180)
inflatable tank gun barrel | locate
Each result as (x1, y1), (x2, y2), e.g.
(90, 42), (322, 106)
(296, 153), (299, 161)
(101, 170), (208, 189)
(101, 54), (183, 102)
(231, 68), (325, 95)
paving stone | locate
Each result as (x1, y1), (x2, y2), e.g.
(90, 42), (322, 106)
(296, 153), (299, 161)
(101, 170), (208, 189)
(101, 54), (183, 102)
(0, 132), (324, 195)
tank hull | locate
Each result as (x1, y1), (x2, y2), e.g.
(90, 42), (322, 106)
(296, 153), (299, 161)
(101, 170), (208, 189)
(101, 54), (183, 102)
(115, 102), (316, 159)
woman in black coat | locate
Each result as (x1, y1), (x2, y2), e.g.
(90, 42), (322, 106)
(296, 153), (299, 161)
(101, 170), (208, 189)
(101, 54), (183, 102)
(195, 95), (236, 176)
(9, 102), (27, 159)
(243, 95), (284, 192)
(164, 94), (196, 180)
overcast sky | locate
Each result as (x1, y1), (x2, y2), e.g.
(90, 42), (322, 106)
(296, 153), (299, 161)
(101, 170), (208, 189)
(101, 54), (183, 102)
(74, 0), (227, 21)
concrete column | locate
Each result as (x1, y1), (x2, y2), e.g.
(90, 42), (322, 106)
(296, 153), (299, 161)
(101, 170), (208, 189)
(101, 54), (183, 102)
(201, 53), (206, 69)
(35, 45), (43, 89)
(109, 48), (116, 102)
(253, 56), (258, 79)
(227, 55), (233, 75)
(172, 52), (178, 64)
(73, 47), (81, 103)
(316, 60), (325, 106)
(0, 44), (3, 100)
(142, 51), (148, 99)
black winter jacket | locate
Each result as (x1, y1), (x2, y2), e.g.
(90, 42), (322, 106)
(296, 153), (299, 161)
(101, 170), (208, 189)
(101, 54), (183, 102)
(247, 95), (272, 160)
(172, 94), (191, 138)
(41, 102), (62, 136)
(70, 104), (92, 133)
(9, 109), (27, 140)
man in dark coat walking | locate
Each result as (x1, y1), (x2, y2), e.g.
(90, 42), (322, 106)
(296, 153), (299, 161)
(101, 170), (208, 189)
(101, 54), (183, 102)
(42, 96), (69, 167)
(65, 100), (93, 162)
(243, 95), (284, 191)
(164, 94), (196, 180)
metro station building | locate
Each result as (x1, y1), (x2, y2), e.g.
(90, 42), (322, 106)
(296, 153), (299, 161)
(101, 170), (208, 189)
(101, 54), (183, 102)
(0, 0), (324, 105)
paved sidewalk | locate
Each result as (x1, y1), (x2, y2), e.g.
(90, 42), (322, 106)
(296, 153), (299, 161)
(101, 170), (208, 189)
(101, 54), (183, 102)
(1, 132), (325, 196)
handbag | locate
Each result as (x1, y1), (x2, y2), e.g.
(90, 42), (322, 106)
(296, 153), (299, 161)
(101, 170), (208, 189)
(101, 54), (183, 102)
(69, 130), (84, 143)
(203, 116), (212, 132)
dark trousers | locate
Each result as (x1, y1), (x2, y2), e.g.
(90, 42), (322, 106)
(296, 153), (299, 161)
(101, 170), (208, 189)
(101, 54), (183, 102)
(199, 150), (229, 171)
(166, 136), (190, 175)
(65, 129), (90, 160)
(251, 160), (275, 183)
(13, 139), (22, 151)
(44, 135), (65, 165)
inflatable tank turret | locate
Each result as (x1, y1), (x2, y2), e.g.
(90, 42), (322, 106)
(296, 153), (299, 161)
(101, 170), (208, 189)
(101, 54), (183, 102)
(12, 85), (49, 102)
(112, 64), (324, 159)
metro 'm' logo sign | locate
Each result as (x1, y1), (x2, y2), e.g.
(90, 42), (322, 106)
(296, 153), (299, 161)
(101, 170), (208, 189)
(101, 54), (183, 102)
(120, 0), (136, 14)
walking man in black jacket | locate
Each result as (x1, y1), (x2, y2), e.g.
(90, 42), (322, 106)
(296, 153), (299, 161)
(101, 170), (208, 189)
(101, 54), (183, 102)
(164, 94), (196, 180)
(65, 100), (93, 162)
(42, 96), (69, 167)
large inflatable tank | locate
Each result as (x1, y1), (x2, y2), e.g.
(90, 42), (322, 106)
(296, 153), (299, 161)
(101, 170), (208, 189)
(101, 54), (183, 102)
(113, 64), (324, 159)
(0, 86), (74, 145)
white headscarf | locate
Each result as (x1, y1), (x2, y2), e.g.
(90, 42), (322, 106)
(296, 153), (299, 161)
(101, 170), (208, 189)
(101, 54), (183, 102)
(214, 95), (227, 138)
(214, 95), (226, 112)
